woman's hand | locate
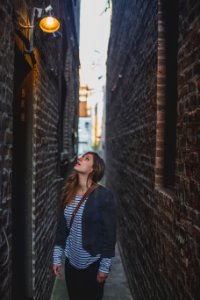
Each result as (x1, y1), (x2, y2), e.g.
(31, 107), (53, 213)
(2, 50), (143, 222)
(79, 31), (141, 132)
(53, 264), (62, 278)
(97, 271), (108, 283)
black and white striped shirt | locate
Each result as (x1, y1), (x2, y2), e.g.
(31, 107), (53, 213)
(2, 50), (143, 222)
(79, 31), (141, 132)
(53, 195), (112, 273)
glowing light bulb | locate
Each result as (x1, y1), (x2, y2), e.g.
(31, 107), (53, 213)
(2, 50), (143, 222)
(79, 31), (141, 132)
(46, 16), (54, 26)
(39, 15), (60, 33)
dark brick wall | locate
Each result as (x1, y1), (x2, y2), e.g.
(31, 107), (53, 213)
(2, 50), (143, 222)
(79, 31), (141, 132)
(59, 0), (79, 160)
(63, 36), (79, 157)
(0, 1), (80, 299)
(32, 54), (60, 300)
(175, 0), (200, 297)
(0, 1), (14, 300)
(106, 0), (200, 299)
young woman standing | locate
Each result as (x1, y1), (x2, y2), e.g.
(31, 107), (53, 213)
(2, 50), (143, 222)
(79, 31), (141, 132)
(53, 151), (117, 300)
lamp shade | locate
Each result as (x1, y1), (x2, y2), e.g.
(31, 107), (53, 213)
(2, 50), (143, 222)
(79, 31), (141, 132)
(39, 16), (60, 33)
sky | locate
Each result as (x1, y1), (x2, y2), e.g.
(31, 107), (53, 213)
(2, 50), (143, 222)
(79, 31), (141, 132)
(79, 0), (111, 96)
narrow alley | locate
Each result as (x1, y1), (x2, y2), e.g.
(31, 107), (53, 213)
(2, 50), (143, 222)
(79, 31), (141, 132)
(0, 1), (200, 300)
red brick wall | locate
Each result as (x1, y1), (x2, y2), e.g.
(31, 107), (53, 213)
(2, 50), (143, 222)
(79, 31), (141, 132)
(106, 0), (200, 299)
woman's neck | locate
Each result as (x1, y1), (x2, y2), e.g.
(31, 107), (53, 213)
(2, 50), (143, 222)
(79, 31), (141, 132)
(77, 174), (92, 194)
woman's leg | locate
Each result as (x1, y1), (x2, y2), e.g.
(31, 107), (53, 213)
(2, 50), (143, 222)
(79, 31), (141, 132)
(65, 258), (82, 300)
(81, 259), (104, 300)
(65, 258), (104, 300)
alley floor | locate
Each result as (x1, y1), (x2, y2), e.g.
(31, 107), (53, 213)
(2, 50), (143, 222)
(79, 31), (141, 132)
(50, 243), (132, 300)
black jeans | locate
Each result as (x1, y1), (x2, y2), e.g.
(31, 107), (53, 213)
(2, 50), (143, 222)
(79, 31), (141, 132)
(65, 258), (105, 300)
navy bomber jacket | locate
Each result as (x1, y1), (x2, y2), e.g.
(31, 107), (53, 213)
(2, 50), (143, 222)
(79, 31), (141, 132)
(54, 184), (117, 258)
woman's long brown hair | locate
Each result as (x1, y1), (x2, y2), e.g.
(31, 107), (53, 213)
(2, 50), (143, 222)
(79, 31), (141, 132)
(62, 152), (105, 207)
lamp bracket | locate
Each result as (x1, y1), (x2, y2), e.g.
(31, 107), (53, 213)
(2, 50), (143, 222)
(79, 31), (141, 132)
(34, 7), (43, 18)
(45, 5), (53, 13)
(17, 5), (59, 53)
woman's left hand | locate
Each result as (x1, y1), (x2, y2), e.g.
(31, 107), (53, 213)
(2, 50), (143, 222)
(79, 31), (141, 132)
(97, 271), (108, 283)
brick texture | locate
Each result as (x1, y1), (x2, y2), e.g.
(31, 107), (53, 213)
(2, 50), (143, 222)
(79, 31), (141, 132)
(0, 1), (80, 299)
(106, 0), (200, 299)
(0, 1), (14, 300)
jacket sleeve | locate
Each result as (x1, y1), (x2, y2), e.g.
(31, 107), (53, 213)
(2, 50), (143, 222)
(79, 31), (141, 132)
(54, 208), (69, 249)
(101, 190), (117, 258)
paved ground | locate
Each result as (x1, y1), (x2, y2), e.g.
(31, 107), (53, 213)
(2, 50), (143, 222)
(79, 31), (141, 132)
(50, 243), (132, 300)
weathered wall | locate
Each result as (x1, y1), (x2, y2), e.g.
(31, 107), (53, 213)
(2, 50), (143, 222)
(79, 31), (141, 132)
(0, 0), (80, 299)
(106, 0), (200, 299)
(32, 53), (60, 300)
(0, 1), (14, 300)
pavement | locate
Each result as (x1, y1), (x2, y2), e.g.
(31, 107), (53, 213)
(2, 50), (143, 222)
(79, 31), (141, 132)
(50, 243), (132, 300)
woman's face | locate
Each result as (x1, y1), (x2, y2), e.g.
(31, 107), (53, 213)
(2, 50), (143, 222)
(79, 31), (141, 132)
(74, 153), (94, 175)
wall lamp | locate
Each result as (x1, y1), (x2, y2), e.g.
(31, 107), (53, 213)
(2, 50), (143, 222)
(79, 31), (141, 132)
(39, 5), (60, 33)
(19, 5), (60, 53)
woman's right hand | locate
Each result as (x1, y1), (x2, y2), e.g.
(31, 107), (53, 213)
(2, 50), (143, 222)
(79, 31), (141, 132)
(53, 264), (62, 278)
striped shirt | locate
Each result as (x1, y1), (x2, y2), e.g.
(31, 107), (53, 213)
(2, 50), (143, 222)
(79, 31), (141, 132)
(53, 195), (112, 273)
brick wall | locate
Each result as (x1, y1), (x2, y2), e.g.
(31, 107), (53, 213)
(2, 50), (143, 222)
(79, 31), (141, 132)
(63, 46), (79, 157)
(60, 0), (79, 160)
(0, 1), (80, 299)
(0, 1), (14, 300)
(106, 0), (200, 299)
(32, 53), (60, 300)
(175, 0), (200, 297)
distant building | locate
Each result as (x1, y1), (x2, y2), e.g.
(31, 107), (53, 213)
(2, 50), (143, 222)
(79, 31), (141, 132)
(78, 116), (92, 155)
(78, 86), (92, 155)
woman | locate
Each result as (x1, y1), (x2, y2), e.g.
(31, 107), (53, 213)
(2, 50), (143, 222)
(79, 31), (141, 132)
(53, 151), (117, 300)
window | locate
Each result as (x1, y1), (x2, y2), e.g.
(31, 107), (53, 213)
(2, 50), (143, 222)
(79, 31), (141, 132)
(155, 0), (178, 188)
